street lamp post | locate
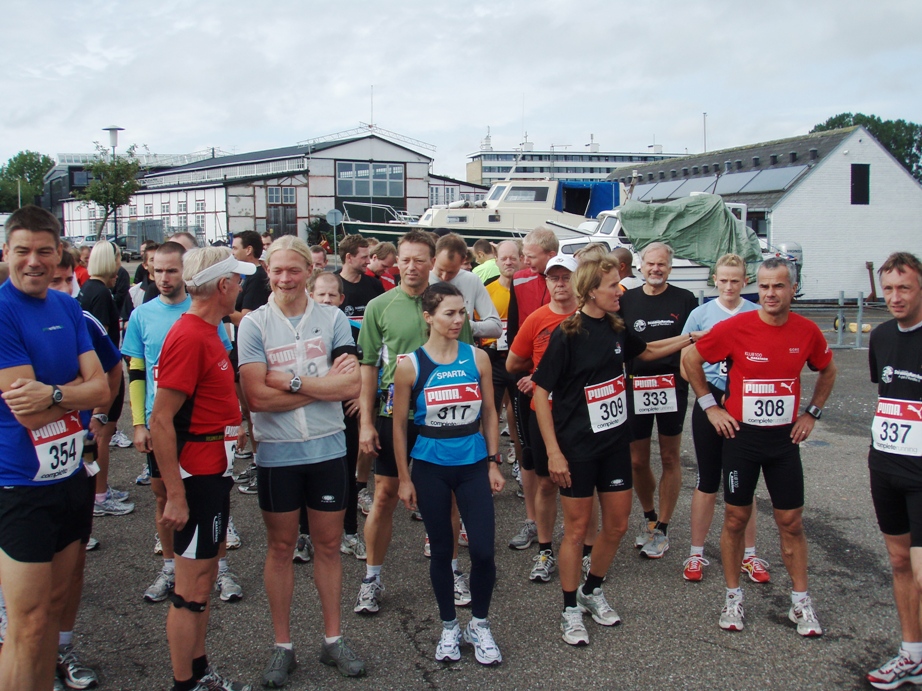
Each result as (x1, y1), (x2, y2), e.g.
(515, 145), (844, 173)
(102, 126), (124, 238)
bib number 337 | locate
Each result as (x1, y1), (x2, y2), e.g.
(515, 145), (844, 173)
(873, 398), (922, 456)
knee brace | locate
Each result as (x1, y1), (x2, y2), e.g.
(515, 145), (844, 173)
(169, 592), (207, 613)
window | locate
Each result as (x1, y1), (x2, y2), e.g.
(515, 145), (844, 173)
(267, 187), (281, 204)
(195, 200), (205, 212)
(445, 187), (455, 203)
(337, 162), (404, 197)
(161, 202), (170, 215)
(505, 186), (549, 203)
(88, 207), (96, 219)
(177, 201), (187, 213)
(488, 185), (507, 201)
(178, 216), (188, 229)
(282, 187), (296, 205)
(128, 205), (137, 217)
(430, 187), (439, 206)
(144, 204), (153, 215)
(194, 214), (205, 228)
(851, 164), (870, 205)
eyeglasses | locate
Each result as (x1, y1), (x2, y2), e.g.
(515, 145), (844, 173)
(545, 274), (571, 284)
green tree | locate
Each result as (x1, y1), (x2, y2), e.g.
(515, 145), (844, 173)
(73, 142), (143, 236)
(812, 113), (922, 182)
(0, 150), (56, 212)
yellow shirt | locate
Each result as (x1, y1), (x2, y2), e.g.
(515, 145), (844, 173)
(479, 279), (510, 349)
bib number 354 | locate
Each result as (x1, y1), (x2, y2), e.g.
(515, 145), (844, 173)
(31, 412), (85, 482)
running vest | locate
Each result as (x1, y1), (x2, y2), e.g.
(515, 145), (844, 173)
(409, 342), (487, 466)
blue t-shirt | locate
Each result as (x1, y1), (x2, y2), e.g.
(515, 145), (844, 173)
(682, 298), (759, 391)
(121, 295), (232, 423)
(409, 342), (487, 466)
(0, 281), (94, 485)
(79, 310), (122, 429)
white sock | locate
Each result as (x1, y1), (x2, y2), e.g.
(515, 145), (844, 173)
(451, 559), (460, 573)
(689, 546), (704, 557)
(0, 585), (5, 608)
(902, 641), (922, 662)
(163, 559), (175, 574)
(726, 587), (743, 600)
(744, 547), (756, 559)
(218, 558), (228, 574)
(275, 642), (293, 650)
(791, 590), (809, 605)
(324, 635), (342, 645)
(443, 618), (459, 629)
(470, 616), (487, 627)
(366, 564), (382, 581)
(59, 631), (73, 647)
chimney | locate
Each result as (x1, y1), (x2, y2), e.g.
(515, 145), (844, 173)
(735, 160), (743, 170)
(769, 154), (778, 165)
(809, 148), (818, 160)
(790, 151), (798, 163)
(752, 156), (760, 166)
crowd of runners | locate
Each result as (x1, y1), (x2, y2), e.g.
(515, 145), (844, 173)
(1, 204), (921, 690)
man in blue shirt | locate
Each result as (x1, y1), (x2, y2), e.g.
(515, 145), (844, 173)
(0, 206), (109, 691)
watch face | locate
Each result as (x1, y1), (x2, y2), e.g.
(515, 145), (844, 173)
(53, 387), (64, 403)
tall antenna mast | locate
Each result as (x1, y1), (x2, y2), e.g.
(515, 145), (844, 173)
(370, 85), (374, 127)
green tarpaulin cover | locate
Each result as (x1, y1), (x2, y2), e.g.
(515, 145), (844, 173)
(619, 194), (763, 283)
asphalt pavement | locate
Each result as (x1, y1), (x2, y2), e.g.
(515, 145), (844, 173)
(72, 306), (897, 690)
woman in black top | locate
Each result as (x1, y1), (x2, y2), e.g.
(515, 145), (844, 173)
(532, 256), (704, 646)
(78, 241), (131, 516)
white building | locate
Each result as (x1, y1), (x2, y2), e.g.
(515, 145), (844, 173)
(59, 129), (435, 245)
(467, 132), (681, 186)
(606, 127), (922, 301)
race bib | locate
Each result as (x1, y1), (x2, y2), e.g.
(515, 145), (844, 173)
(30, 412), (84, 482)
(224, 425), (240, 476)
(585, 376), (627, 433)
(496, 319), (509, 351)
(632, 375), (678, 414)
(742, 378), (797, 426)
(718, 360), (728, 378)
(383, 353), (410, 416)
(266, 337), (330, 378)
(423, 383), (482, 427)
(872, 398), (922, 456)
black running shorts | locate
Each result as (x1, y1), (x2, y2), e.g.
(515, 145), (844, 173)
(870, 467), (922, 547)
(0, 467), (94, 563)
(559, 440), (633, 499)
(257, 457), (349, 513)
(173, 474), (233, 560)
(722, 424), (803, 510)
(373, 416), (419, 478)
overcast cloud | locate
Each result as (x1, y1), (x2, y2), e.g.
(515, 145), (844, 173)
(1, 0), (919, 180)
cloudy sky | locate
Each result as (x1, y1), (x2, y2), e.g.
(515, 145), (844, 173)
(2, 0), (919, 180)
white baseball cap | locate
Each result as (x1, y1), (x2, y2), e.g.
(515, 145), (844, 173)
(544, 254), (578, 274)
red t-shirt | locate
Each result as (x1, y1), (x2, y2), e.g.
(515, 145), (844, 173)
(510, 304), (574, 410)
(366, 268), (396, 291)
(512, 268), (550, 327)
(695, 311), (832, 426)
(157, 313), (240, 476)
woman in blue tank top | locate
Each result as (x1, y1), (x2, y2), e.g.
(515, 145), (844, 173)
(392, 283), (505, 666)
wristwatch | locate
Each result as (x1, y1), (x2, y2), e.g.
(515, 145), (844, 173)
(805, 404), (823, 420)
(50, 385), (64, 407)
(92, 413), (109, 425)
(490, 453), (502, 465)
(289, 375), (302, 393)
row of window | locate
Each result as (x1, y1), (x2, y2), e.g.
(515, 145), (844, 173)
(480, 154), (666, 163)
(336, 162), (404, 198)
(482, 166), (617, 174)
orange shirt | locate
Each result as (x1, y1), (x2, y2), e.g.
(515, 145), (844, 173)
(509, 304), (574, 409)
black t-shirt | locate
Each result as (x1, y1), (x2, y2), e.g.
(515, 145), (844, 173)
(532, 313), (647, 460)
(133, 264), (149, 285)
(143, 280), (160, 304)
(113, 266), (130, 314)
(338, 271), (384, 321)
(619, 283), (697, 379)
(236, 265), (271, 313)
(78, 278), (121, 347)
(868, 319), (922, 478)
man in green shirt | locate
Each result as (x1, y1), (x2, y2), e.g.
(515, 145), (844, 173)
(354, 230), (472, 614)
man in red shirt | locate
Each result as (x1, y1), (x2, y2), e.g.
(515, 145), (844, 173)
(366, 242), (397, 291)
(506, 228), (558, 551)
(150, 247), (255, 691)
(684, 258), (836, 638)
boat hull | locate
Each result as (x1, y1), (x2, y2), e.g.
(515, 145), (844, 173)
(341, 220), (522, 243)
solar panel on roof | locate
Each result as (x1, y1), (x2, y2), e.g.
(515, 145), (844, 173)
(672, 176), (719, 195)
(647, 180), (685, 201)
(714, 171), (760, 195)
(631, 183), (657, 201)
(739, 165), (808, 193)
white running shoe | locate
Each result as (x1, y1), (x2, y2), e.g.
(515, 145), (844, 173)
(225, 516), (241, 549)
(561, 606), (589, 646)
(789, 596), (823, 637)
(293, 534), (313, 563)
(867, 649), (922, 690)
(354, 578), (384, 614)
(719, 592), (745, 632)
(341, 533), (367, 560)
(357, 487), (373, 516)
(453, 571), (472, 607)
(577, 586), (622, 626)
(144, 569), (174, 603)
(110, 430), (133, 448)
(215, 570), (243, 602)
(435, 622), (462, 662)
(530, 550), (557, 582)
(634, 518), (655, 548)
(464, 619), (502, 665)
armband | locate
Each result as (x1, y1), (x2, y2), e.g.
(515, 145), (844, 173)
(697, 393), (718, 410)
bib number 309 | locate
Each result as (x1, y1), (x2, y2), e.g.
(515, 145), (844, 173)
(585, 376), (627, 433)
(31, 412), (84, 482)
